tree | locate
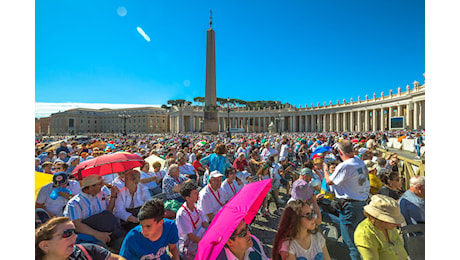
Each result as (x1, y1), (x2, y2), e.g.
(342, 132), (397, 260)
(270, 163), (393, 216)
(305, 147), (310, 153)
(193, 97), (205, 104)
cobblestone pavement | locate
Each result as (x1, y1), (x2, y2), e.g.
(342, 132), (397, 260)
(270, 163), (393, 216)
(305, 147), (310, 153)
(249, 187), (351, 260)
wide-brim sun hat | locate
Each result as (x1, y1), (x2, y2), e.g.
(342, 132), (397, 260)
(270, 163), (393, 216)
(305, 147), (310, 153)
(81, 174), (103, 189)
(364, 194), (405, 224)
(364, 160), (377, 171)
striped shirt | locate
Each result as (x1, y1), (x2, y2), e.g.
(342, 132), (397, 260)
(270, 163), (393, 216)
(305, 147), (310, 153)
(162, 174), (188, 200)
(64, 191), (109, 221)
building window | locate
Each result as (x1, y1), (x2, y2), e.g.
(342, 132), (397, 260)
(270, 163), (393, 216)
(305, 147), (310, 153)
(69, 119), (74, 128)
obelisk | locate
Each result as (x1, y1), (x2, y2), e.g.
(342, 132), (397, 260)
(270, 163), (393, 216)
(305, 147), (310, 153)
(203, 10), (218, 134)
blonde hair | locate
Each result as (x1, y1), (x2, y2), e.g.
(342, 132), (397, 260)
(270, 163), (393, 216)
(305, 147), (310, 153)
(312, 158), (323, 164)
(152, 161), (162, 168)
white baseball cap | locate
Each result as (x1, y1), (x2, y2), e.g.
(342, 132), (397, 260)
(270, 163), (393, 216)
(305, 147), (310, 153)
(209, 170), (224, 179)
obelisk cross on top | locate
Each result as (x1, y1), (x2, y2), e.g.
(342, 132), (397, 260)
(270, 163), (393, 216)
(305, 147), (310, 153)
(209, 10), (212, 28)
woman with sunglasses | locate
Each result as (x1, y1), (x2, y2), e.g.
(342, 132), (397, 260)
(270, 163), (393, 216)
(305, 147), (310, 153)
(216, 220), (269, 260)
(377, 171), (403, 201)
(272, 200), (331, 260)
(36, 216), (125, 260)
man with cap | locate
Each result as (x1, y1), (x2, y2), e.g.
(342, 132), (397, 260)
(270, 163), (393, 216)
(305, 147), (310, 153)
(324, 140), (370, 260)
(36, 172), (81, 218)
(64, 174), (121, 250)
(197, 170), (226, 222)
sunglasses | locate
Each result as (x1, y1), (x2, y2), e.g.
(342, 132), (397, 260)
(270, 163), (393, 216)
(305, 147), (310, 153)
(60, 228), (76, 239)
(301, 212), (317, 221)
(230, 224), (250, 239)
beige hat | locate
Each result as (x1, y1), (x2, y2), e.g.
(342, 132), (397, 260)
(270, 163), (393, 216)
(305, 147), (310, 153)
(364, 160), (377, 171)
(364, 194), (405, 224)
(81, 175), (103, 189)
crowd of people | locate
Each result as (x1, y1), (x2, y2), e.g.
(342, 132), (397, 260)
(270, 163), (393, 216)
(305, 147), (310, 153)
(35, 130), (425, 260)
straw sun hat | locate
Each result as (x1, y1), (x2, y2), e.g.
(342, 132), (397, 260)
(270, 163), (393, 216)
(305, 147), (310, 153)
(364, 194), (405, 224)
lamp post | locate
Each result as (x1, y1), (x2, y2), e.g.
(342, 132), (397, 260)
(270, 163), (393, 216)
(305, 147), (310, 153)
(222, 97), (234, 138)
(118, 112), (131, 136)
(275, 113), (282, 135)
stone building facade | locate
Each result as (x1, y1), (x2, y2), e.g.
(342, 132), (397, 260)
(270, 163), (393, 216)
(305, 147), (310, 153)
(49, 107), (168, 135)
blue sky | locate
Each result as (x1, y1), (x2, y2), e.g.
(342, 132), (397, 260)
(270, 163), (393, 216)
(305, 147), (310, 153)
(35, 0), (425, 117)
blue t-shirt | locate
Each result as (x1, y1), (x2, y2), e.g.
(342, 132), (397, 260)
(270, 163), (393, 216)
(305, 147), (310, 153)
(120, 218), (179, 260)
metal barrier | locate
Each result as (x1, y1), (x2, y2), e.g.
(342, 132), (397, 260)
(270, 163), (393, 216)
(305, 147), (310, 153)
(377, 148), (425, 190)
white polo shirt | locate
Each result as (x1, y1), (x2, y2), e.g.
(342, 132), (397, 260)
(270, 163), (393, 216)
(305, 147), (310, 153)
(221, 179), (239, 203)
(176, 203), (206, 253)
(329, 156), (370, 201)
(197, 184), (226, 221)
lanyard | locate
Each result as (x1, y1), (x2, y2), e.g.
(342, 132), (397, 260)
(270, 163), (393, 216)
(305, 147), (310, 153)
(173, 176), (180, 184)
(228, 181), (236, 195)
(181, 204), (199, 230)
(208, 185), (224, 207)
(154, 170), (163, 179)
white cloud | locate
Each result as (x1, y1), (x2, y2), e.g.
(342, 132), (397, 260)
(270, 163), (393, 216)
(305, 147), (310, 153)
(136, 27), (151, 42)
(35, 102), (162, 118)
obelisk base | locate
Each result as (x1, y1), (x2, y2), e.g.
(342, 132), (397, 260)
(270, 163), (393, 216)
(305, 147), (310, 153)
(203, 110), (218, 135)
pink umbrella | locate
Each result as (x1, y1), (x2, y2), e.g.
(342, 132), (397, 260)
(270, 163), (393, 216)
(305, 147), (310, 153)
(195, 178), (272, 260)
(72, 152), (144, 180)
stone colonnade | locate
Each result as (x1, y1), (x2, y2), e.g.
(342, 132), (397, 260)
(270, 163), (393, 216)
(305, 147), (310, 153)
(169, 83), (425, 133)
(169, 99), (425, 133)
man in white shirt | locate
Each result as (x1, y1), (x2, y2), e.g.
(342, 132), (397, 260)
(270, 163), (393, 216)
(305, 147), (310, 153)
(176, 182), (209, 260)
(324, 140), (370, 260)
(197, 171), (226, 222)
(221, 167), (239, 203)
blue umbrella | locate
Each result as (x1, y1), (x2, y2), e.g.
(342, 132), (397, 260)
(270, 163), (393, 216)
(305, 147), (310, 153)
(310, 146), (332, 159)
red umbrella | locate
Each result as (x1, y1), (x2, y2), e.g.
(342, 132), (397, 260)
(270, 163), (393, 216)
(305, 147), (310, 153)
(72, 152), (144, 180)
